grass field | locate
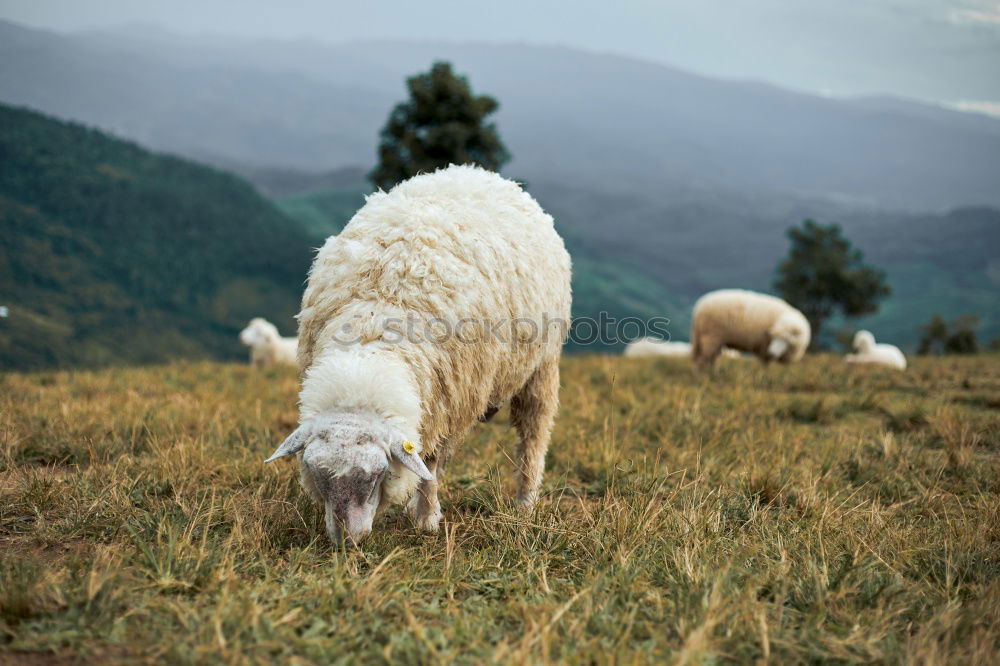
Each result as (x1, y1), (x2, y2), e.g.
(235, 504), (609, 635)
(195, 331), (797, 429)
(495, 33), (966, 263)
(1, 355), (998, 664)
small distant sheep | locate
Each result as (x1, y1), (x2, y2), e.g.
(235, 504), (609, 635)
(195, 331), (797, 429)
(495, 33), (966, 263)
(624, 338), (691, 358)
(624, 338), (742, 359)
(622, 338), (743, 358)
(239, 318), (298, 368)
(264, 165), (572, 545)
(845, 330), (907, 370)
(691, 289), (811, 367)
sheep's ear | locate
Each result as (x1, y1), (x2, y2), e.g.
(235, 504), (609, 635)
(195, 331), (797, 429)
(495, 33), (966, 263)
(390, 439), (435, 481)
(265, 423), (311, 463)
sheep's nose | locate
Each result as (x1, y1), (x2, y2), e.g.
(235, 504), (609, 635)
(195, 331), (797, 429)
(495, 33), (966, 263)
(324, 516), (372, 547)
(327, 527), (370, 549)
(326, 523), (346, 546)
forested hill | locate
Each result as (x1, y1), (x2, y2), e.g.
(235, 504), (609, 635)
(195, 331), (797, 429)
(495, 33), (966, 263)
(0, 104), (313, 370)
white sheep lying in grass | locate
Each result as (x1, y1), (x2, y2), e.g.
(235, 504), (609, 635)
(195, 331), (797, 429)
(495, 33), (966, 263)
(624, 338), (691, 358)
(239, 318), (298, 368)
(691, 289), (810, 367)
(845, 330), (907, 370)
(265, 165), (572, 545)
(624, 338), (742, 359)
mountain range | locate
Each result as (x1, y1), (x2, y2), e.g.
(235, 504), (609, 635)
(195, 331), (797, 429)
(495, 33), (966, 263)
(1, 20), (998, 363)
(4, 20), (1000, 210)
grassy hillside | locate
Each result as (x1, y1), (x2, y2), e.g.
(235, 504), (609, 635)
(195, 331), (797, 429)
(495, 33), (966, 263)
(276, 187), (368, 240)
(0, 104), (313, 370)
(2, 355), (998, 662)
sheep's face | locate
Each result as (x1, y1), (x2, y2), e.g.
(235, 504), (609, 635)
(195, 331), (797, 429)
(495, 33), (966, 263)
(853, 330), (876, 353)
(239, 326), (261, 346)
(303, 435), (386, 545)
(239, 318), (277, 347)
(768, 314), (811, 362)
(264, 412), (433, 546)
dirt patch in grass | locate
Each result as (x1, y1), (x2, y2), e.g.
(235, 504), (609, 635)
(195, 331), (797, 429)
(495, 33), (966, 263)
(0, 536), (92, 567)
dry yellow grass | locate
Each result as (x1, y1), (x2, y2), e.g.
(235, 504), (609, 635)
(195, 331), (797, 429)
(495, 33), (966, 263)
(1, 354), (998, 663)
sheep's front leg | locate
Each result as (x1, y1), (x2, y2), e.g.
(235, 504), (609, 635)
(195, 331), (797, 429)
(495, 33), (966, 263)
(510, 359), (559, 509)
(408, 458), (443, 533)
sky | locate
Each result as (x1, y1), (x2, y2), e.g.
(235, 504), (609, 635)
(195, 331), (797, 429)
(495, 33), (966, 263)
(3, 0), (1000, 110)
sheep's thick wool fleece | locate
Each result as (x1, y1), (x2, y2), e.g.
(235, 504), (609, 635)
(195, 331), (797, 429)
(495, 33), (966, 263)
(296, 165), (572, 470)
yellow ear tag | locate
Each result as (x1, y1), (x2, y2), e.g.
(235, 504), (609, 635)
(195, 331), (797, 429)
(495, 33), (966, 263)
(402, 440), (417, 454)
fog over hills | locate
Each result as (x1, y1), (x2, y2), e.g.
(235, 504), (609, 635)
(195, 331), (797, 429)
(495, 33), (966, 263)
(0, 21), (393, 169)
(3, 20), (1000, 210)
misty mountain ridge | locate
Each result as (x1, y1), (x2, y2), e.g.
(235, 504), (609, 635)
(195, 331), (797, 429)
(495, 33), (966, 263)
(3, 19), (1000, 210)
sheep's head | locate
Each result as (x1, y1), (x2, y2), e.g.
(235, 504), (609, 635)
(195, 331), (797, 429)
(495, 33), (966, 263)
(853, 330), (876, 353)
(767, 312), (811, 362)
(264, 412), (433, 546)
(239, 318), (278, 347)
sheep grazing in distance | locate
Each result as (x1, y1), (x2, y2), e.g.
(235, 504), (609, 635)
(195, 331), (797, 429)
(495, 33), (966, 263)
(264, 165), (572, 546)
(846, 330), (907, 370)
(624, 338), (743, 359)
(691, 289), (811, 367)
(239, 318), (298, 368)
(624, 338), (691, 358)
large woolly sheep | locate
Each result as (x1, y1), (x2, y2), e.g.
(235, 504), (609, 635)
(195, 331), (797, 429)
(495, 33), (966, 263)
(239, 318), (298, 368)
(264, 165), (572, 545)
(845, 330), (907, 370)
(691, 289), (810, 367)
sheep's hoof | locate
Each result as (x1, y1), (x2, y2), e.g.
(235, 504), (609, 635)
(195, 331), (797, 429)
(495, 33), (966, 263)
(515, 493), (537, 513)
(412, 509), (442, 533)
(407, 496), (442, 533)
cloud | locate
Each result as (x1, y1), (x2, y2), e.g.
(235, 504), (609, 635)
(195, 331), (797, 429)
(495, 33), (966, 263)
(948, 100), (1000, 116)
(948, 3), (1000, 25)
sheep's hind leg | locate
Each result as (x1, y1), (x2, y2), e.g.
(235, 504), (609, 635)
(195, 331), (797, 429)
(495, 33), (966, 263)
(510, 359), (559, 510)
(409, 458), (444, 533)
(694, 334), (724, 370)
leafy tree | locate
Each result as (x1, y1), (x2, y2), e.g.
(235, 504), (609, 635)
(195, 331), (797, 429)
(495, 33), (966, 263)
(369, 62), (510, 191)
(947, 316), (980, 353)
(918, 314), (980, 355)
(774, 220), (890, 342)
(917, 315), (948, 355)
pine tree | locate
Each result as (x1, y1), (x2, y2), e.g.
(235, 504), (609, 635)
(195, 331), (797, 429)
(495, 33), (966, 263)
(369, 62), (510, 190)
(774, 220), (890, 342)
